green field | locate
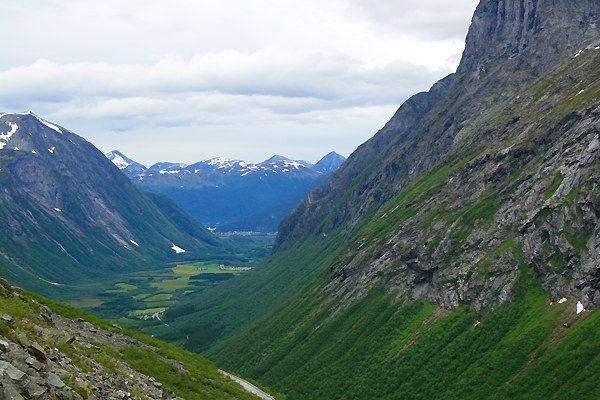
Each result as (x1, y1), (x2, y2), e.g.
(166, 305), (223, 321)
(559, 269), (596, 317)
(64, 262), (253, 335)
(57, 233), (273, 336)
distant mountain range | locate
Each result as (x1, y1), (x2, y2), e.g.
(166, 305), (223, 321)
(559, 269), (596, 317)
(0, 112), (222, 295)
(106, 150), (346, 232)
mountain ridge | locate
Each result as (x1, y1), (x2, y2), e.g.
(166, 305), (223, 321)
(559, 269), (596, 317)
(0, 112), (221, 296)
(107, 150), (346, 232)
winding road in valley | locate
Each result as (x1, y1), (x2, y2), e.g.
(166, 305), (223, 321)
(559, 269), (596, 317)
(220, 370), (276, 400)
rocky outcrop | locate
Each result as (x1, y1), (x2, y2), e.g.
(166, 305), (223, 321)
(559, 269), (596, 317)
(0, 279), (263, 400)
(327, 83), (600, 311)
(0, 280), (181, 400)
(458, 0), (600, 75)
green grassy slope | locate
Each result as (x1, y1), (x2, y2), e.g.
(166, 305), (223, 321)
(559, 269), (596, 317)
(208, 273), (600, 400)
(0, 282), (273, 400)
(164, 232), (346, 351)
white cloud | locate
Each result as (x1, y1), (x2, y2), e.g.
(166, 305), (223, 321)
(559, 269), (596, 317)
(0, 0), (478, 164)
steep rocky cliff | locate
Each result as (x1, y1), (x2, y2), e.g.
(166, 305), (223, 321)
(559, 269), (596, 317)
(459, 0), (600, 74)
(274, 0), (600, 311)
(277, 0), (600, 249)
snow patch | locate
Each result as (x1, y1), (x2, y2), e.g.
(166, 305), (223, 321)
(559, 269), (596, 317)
(110, 153), (131, 169)
(576, 301), (585, 314)
(0, 122), (19, 150)
(48, 147), (55, 154)
(171, 243), (186, 254)
(54, 208), (62, 212)
(130, 240), (140, 247)
(0, 111), (32, 118)
(35, 115), (62, 133)
(283, 161), (302, 169)
(558, 298), (568, 304)
(574, 49), (583, 58)
(576, 89), (585, 96)
(31, 150), (37, 154)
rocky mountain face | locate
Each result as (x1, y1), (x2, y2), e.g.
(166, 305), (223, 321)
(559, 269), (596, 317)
(274, 0), (600, 311)
(277, 0), (600, 246)
(107, 151), (345, 232)
(0, 279), (263, 400)
(459, 0), (600, 75)
(311, 151), (347, 174)
(161, 2), (600, 398)
(0, 112), (220, 295)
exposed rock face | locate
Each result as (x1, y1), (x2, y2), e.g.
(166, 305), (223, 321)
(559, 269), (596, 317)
(274, 74), (456, 248)
(327, 92), (600, 312)
(275, 0), (600, 312)
(459, 0), (600, 75)
(0, 280), (181, 400)
(277, 1), (600, 250)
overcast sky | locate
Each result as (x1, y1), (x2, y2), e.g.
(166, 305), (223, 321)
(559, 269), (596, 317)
(0, 0), (479, 165)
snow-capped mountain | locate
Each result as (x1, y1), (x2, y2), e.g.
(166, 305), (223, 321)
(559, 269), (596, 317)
(0, 112), (220, 295)
(107, 151), (346, 232)
(107, 153), (332, 179)
(105, 150), (147, 175)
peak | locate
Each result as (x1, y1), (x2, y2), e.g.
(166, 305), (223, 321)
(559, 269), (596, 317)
(106, 150), (134, 163)
(320, 151), (345, 160)
(458, 0), (600, 75)
(0, 111), (64, 134)
(262, 155), (291, 163)
(0, 111), (33, 119)
(1, 112), (69, 152)
(204, 157), (240, 166)
(106, 149), (124, 156)
(106, 151), (135, 169)
(312, 151), (346, 174)
(106, 150), (147, 172)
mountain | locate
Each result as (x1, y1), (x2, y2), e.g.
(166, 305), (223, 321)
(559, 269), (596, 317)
(0, 112), (221, 296)
(311, 151), (346, 173)
(105, 150), (147, 175)
(0, 278), (270, 399)
(107, 151), (346, 232)
(162, 1), (600, 399)
(261, 154), (313, 166)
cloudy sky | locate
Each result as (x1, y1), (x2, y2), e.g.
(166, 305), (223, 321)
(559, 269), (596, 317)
(0, 0), (479, 166)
